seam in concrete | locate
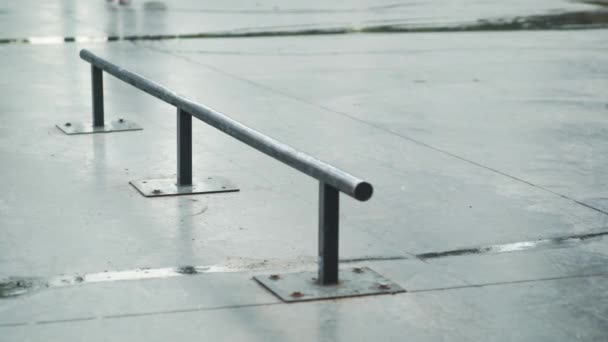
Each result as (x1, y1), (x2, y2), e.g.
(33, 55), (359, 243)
(409, 272), (608, 293)
(2, 229), (606, 300)
(0, 302), (281, 328)
(416, 230), (608, 259)
(1, 274), (606, 328)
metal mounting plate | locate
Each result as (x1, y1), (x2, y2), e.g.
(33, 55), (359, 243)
(130, 177), (239, 197)
(254, 266), (405, 303)
(56, 119), (142, 135)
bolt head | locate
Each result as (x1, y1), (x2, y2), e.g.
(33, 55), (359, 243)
(269, 274), (280, 280)
(290, 291), (304, 298)
(378, 283), (391, 290)
(118, 118), (125, 123)
(352, 267), (364, 274)
(64, 122), (71, 127)
(152, 189), (162, 194)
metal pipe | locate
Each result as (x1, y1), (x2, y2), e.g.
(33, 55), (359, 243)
(91, 65), (105, 127)
(177, 108), (193, 186)
(318, 182), (339, 285)
(80, 49), (373, 201)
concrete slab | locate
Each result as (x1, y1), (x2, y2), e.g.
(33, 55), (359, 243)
(3, 276), (605, 342)
(148, 31), (608, 210)
(1, 37), (607, 274)
(1, 240), (607, 340)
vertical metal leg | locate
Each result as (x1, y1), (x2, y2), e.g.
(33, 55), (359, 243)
(91, 65), (105, 127)
(319, 182), (340, 285)
(177, 108), (192, 186)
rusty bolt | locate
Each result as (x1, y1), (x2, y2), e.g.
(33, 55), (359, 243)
(269, 274), (280, 280)
(290, 291), (304, 298)
(378, 283), (391, 290)
(352, 267), (364, 274)
(152, 189), (162, 194)
(65, 122), (72, 127)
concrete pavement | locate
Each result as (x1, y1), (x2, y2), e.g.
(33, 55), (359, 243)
(1, 1), (608, 341)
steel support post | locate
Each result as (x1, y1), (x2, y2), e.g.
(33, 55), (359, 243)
(91, 65), (105, 127)
(177, 108), (193, 186)
(318, 182), (340, 285)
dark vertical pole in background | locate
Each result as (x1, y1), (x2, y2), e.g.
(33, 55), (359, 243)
(177, 108), (193, 186)
(91, 65), (105, 127)
(318, 182), (340, 285)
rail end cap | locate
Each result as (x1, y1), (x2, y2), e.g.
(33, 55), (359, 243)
(354, 182), (373, 201)
(79, 49), (93, 59)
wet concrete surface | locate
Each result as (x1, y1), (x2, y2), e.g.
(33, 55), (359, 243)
(3, 229), (606, 300)
(1, 1), (608, 341)
(144, 31), (608, 213)
(1, 0), (607, 44)
(1, 242), (607, 339)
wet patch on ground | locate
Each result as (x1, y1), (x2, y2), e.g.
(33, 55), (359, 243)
(175, 265), (199, 274)
(143, 3), (418, 14)
(1, 9), (607, 46)
(0, 278), (41, 298)
(143, 1), (168, 11)
(417, 230), (608, 260)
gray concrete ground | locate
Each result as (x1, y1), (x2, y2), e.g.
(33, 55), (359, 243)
(1, 1), (608, 341)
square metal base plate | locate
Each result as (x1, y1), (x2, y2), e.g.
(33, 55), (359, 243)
(56, 119), (142, 135)
(130, 177), (239, 197)
(254, 267), (405, 303)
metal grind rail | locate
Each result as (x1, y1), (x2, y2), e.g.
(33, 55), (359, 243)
(66, 49), (403, 302)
